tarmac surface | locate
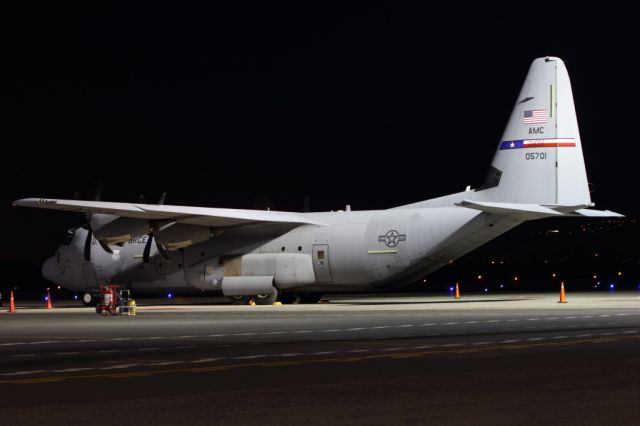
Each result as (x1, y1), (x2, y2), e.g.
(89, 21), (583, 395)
(1, 291), (640, 425)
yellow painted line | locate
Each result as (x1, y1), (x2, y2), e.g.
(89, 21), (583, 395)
(367, 249), (398, 254)
(1, 335), (638, 385)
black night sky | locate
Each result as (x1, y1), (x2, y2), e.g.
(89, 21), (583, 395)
(2, 4), (639, 267)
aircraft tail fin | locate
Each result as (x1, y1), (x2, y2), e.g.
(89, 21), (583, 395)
(478, 57), (591, 207)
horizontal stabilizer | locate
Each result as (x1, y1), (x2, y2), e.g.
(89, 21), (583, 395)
(456, 200), (563, 219)
(572, 209), (624, 218)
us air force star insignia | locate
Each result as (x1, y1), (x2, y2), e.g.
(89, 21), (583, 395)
(377, 230), (407, 248)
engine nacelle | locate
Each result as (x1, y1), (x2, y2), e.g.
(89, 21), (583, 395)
(155, 223), (213, 251)
(91, 214), (150, 245)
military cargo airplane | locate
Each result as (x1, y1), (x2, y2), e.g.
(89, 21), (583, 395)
(15, 57), (621, 305)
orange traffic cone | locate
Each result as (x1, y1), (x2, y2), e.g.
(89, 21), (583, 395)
(9, 290), (16, 313)
(455, 282), (460, 300)
(558, 281), (567, 304)
(46, 288), (52, 309)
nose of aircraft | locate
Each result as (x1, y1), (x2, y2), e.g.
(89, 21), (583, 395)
(42, 256), (58, 283)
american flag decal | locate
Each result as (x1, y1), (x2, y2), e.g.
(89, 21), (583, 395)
(523, 109), (547, 124)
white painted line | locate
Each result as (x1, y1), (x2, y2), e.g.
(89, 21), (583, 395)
(233, 333), (258, 336)
(145, 337), (163, 340)
(190, 358), (222, 364)
(263, 331), (285, 335)
(442, 343), (465, 347)
(526, 318), (539, 321)
(109, 338), (132, 341)
(420, 323), (436, 326)
(600, 314), (611, 317)
(622, 330), (638, 334)
(464, 321), (478, 324)
(176, 346), (195, 349)
(291, 330), (312, 334)
(179, 335), (195, 338)
(2, 370), (47, 376)
(137, 347), (159, 351)
(347, 349), (371, 353)
(322, 329), (341, 333)
(346, 328), (365, 331)
(29, 341), (60, 345)
(500, 340), (521, 343)
(600, 332), (615, 336)
(98, 349), (120, 353)
(486, 320), (500, 323)
(233, 355), (267, 360)
(552, 336), (568, 339)
(443, 322), (458, 325)
(147, 361), (184, 366)
(75, 339), (96, 343)
(279, 353), (302, 357)
(55, 352), (79, 355)
(373, 326), (390, 329)
(207, 334), (227, 337)
(545, 317), (558, 320)
(51, 368), (94, 373)
(310, 351), (335, 355)
(473, 341), (492, 345)
(0, 342), (26, 346)
(13, 354), (36, 358)
(381, 347), (405, 351)
(99, 364), (140, 370)
(576, 334), (593, 337)
(526, 337), (544, 341)
(414, 345), (433, 349)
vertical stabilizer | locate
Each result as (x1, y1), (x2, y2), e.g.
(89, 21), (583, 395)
(480, 57), (591, 207)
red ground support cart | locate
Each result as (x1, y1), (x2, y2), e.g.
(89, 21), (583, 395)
(96, 281), (120, 315)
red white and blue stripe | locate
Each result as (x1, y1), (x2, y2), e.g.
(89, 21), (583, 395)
(499, 139), (576, 150)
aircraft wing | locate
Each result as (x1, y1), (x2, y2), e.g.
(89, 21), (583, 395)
(12, 198), (327, 228)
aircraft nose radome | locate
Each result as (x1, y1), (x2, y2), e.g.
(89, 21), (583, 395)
(42, 256), (58, 283)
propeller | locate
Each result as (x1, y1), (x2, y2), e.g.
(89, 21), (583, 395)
(79, 183), (112, 261)
(142, 192), (169, 264)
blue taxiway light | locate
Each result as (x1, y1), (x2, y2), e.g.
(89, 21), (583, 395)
(167, 292), (174, 299)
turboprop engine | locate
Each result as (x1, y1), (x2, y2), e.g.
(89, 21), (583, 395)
(91, 214), (149, 245)
(154, 223), (214, 251)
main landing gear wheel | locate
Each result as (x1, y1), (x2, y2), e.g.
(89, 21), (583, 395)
(82, 292), (97, 306)
(254, 292), (278, 305)
(298, 293), (322, 304)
